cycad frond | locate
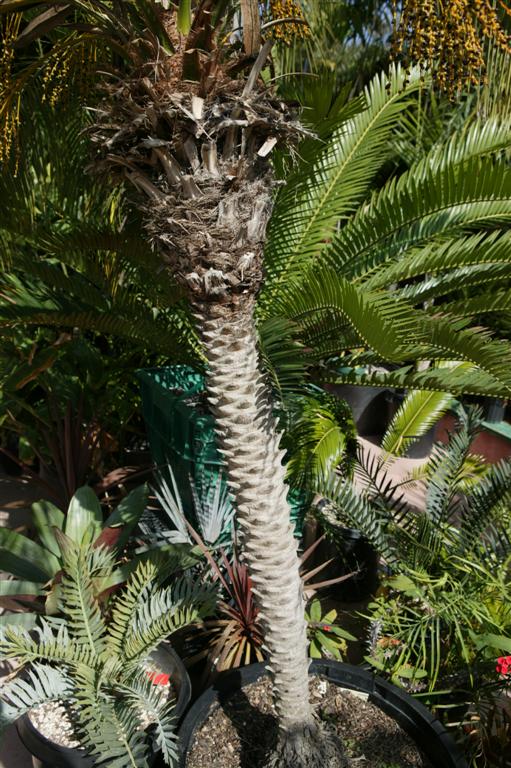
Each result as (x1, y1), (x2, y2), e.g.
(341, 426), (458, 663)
(328, 156), (511, 280)
(58, 536), (109, 655)
(0, 619), (94, 668)
(461, 460), (511, 556)
(314, 471), (396, 562)
(261, 65), (421, 307)
(284, 393), (355, 488)
(124, 576), (216, 666)
(83, 699), (151, 768)
(115, 675), (178, 767)
(363, 231), (511, 291)
(424, 408), (482, 525)
(398, 261), (511, 304)
(442, 290), (511, 319)
(108, 559), (159, 657)
(334, 361), (511, 399)
(272, 267), (420, 363)
(381, 390), (455, 457)
(0, 664), (72, 729)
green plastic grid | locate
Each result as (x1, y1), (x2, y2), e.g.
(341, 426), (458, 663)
(137, 365), (309, 538)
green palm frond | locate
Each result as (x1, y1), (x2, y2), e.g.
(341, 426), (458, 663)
(258, 317), (311, 402)
(261, 65), (422, 307)
(271, 266), (421, 362)
(334, 362), (510, 399)
(442, 290), (511, 319)
(328, 156), (511, 280)
(381, 389), (455, 457)
(398, 262), (511, 304)
(284, 393), (355, 488)
(363, 231), (511, 291)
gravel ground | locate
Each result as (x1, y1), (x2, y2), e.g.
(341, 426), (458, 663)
(186, 676), (433, 768)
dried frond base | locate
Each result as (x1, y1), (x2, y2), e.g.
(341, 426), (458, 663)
(89, 57), (306, 304)
(267, 721), (349, 768)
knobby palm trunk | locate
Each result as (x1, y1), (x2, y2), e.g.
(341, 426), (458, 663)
(92, 31), (346, 762)
(194, 298), (347, 767)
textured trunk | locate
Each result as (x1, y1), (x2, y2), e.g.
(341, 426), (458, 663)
(195, 298), (347, 767)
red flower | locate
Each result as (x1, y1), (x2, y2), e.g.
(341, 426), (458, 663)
(322, 625), (332, 632)
(146, 670), (170, 686)
(496, 656), (511, 676)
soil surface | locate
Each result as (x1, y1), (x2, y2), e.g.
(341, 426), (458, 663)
(185, 676), (433, 768)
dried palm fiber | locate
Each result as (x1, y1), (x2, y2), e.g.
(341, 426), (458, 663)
(90, 28), (347, 767)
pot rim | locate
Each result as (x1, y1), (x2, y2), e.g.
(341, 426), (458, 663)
(178, 660), (468, 768)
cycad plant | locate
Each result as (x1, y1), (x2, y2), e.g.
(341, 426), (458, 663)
(0, 483), (198, 629)
(316, 407), (511, 693)
(3, 3), (511, 766)
(0, 531), (215, 767)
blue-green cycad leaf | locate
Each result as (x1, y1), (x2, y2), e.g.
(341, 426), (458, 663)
(461, 460), (511, 556)
(425, 408), (483, 525)
(84, 698), (151, 768)
(0, 664), (72, 729)
(108, 559), (159, 658)
(57, 536), (110, 655)
(116, 674), (178, 766)
(314, 471), (396, 563)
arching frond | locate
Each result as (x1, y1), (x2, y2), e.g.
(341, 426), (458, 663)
(327, 156), (511, 280)
(381, 389), (455, 457)
(0, 664), (72, 729)
(261, 65), (422, 307)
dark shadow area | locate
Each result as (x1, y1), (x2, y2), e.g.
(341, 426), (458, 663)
(213, 671), (278, 768)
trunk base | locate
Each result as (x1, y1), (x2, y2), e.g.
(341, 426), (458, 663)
(266, 721), (349, 768)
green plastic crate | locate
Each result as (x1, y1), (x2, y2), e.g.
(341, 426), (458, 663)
(137, 365), (308, 538)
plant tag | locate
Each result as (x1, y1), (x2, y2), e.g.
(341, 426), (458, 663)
(258, 137), (278, 157)
(337, 687), (369, 701)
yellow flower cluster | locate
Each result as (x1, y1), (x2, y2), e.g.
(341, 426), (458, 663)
(268, 0), (310, 44)
(392, 0), (511, 96)
(0, 14), (21, 168)
(42, 41), (97, 108)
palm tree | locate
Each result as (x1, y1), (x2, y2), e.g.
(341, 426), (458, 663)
(0, 3), (348, 764)
(2, 3), (511, 765)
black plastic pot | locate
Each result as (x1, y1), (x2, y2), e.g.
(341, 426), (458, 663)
(16, 644), (191, 768)
(178, 660), (468, 768)
(314, 525), (379, 602)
